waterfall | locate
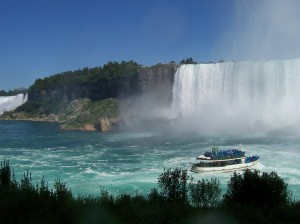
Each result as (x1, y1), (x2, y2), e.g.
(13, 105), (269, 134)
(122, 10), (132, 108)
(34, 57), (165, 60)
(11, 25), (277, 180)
(0, 93), (28, 115)
(172, 59), (300, 135)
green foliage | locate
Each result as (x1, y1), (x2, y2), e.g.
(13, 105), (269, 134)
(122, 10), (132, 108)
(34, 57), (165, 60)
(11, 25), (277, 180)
(0, 159), (12, 188)
(189, 177), (221, 208)
(16, 60), (140, 117)
(0, 88), (27, 96)
(61, 98), (119, 128)
(20, 170), (34, 192)
(158, 168), (189, 204)
(16, 95), (67, 115)
(99, 185), (115, 206)
(0, 160), (299, 224)
(223, 169), (291, 207)
(101, 60), (140, 80)
(53, 179), (72, 200)
(29, 60), (141, 93)
(180, 57), (197, 64)
(148, 188), (161, 202)
(0, 160), (76, 223)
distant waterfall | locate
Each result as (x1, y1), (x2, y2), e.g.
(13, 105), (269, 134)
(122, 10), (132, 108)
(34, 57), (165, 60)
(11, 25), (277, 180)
(172, 59), (300, 135)
(0, 93), (28, 115)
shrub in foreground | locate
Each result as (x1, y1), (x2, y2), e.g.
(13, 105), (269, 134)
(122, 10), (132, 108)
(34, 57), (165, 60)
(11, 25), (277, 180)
(223, 169), (291, 207)
(0, 160), (299, 224)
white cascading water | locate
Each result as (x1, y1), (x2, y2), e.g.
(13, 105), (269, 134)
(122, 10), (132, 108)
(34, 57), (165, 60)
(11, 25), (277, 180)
(172, 59), (300, 135)
(0, 93), (28, 115)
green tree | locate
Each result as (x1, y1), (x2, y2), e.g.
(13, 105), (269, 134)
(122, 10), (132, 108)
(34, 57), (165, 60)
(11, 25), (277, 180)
(189, 177), (221, 208)
(53, 179), (72, 201)
(157, 168), (189, 204)
(180, 57), (197, 64)
(223, 169), (291, 207)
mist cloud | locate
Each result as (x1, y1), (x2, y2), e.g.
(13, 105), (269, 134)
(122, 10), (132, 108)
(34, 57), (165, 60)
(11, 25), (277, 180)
(214, 0), (300, 61)
(120, 1), (300, 137)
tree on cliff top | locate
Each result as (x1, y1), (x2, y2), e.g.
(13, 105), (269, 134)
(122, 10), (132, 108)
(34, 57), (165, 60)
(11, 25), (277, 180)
(180, 57), (197, 64)
(29, 60), (141, 92)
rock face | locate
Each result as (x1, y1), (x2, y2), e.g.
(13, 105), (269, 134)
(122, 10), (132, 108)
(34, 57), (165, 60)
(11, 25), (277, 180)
(28, 76), (139, 102)
(137, 64), (178, 105)
(99, 116), (112, 132)
(28, 64), (178, 106)
(3, 63), (179, 132)
(83, 124), (97, 131)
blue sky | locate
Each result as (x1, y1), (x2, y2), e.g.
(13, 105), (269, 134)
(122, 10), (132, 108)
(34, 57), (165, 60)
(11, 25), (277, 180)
(1, 0), (300, 91)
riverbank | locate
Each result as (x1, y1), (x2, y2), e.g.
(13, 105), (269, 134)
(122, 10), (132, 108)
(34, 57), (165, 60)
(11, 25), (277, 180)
(0, 98), (120, 132)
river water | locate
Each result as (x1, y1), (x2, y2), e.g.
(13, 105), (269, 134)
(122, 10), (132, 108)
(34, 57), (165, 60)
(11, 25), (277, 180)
(0, 120), (299, 199)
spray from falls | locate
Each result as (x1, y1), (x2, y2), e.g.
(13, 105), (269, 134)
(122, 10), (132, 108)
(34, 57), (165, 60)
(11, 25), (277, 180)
(171, 59), (300, 136)
(0, 93), (28, 115)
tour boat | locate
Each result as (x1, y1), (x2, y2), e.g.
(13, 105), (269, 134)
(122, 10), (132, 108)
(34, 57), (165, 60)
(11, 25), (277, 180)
(191, 146), (259, 173)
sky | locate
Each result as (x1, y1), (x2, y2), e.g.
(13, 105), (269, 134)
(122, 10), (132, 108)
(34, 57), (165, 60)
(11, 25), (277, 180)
(1, 0), (300, 91)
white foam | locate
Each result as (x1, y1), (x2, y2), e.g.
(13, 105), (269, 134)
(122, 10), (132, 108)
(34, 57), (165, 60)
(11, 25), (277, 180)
(172, 59), (300, 135)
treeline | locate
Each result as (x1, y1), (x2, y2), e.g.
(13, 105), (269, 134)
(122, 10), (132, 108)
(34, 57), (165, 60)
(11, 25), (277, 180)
(28, 57), (203, 97)
(0, 160), (299, 224)
(0, 88), (27, 96)
(13, 58), (211, 115)
(16, 61), (141, 115)
(28, 58), (199, 96)
(1, 57), (222, 98)
(179, 57), (226, 64)
(30, 60), (141, 93)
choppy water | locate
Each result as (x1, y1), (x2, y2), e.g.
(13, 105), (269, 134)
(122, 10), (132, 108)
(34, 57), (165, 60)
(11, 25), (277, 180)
(0, 120), (300, 198)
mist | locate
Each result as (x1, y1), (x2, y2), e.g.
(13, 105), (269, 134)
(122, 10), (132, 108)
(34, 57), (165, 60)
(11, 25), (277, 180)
(120, 59), (300, 137)
(172, 61), (300, 137)
(119, 93), (175, 132)
(120, 1), (300, 137)
(213, 0), (300, 61)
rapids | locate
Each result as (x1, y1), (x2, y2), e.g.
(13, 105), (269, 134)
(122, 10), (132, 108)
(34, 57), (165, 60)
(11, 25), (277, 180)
(0, 120), (299, 198)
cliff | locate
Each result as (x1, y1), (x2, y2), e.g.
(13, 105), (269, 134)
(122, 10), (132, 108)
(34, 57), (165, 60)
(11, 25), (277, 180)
(137, 63), (178, 105)
(27, 63), (178, 105)
(28, 76), (139, 103)
(0, 63), (179, 131)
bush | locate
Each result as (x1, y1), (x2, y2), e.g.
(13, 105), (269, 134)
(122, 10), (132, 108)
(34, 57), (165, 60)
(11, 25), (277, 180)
(223, 169), (291, 207)
(189, 177), (221, 208)
(0, 159), (12, 188)
(0, 160), (298, 223)
(180, 57), (197, 64)
(158, 168), (189, 204)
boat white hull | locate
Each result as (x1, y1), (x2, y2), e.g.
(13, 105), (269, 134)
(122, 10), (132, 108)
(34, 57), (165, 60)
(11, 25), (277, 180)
(191, 160), (259, 173)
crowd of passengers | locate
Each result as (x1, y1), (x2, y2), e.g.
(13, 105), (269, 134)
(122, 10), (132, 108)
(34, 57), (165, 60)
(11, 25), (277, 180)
(204, 149), (246, 159)
(245, 155), (260, 163)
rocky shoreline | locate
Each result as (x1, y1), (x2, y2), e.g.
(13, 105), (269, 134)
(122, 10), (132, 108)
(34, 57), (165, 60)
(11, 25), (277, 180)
(1, 114), (120, 132)
(0, 98), (120, 132)
(1, 63), (179, 132)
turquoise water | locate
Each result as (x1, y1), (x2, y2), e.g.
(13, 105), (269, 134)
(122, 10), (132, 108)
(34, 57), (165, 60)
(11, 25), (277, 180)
(1, 120), (300, 198)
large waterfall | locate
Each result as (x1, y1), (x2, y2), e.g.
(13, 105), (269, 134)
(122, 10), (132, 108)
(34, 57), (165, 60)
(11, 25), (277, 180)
(172, 59), (300, 135)
(0, 93), (28, 115)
